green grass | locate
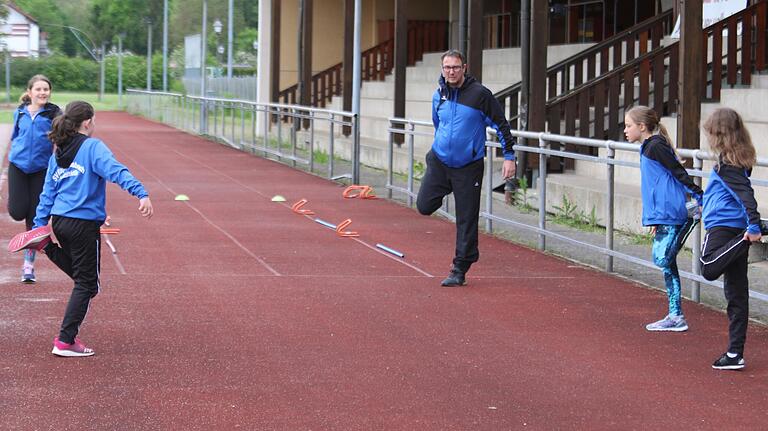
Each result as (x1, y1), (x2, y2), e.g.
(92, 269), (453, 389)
(48, 92), (122, 112)
(0, 91), (123, 124)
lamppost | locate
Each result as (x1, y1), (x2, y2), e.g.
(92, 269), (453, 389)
(226, 0), (233, 78)
(213, 18), (223, 70)
(0, 41), (9, 102)
(162, 0), (169, 91)
(118, 33), (125, 108)
(145, 17), (153, 91)
(100, 42), (105, 101)
(200, 0), (209, 133)
(94, 46), (103, 101)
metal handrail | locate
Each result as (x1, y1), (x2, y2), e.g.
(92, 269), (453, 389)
(126, 89), (361, 183)
(386, 116), (768, 303)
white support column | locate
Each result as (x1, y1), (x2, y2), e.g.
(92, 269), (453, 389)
(256, 0), (272, 135)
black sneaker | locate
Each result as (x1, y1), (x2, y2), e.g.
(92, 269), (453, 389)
(441, 269), (466, 287)
(712, 352), (745, 370)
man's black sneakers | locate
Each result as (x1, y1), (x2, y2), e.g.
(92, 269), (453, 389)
(712, 352), (745, 370)
(441, 268), (466, 287)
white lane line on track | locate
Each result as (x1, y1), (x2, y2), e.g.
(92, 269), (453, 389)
(93, 272), (576, 279)
(350, 238), (434, 277)
(113, 147), (282, 276)
(103, 234), (127, 275)
(171, 149), (435, 277)
(297, 212), (434, 277)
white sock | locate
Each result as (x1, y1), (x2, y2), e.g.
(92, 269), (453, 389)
(726, 352), (739, 358)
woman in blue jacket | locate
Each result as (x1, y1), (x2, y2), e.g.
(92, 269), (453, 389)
(700, 108), (762, 370)
(7, 75), (60, 283)
(31, 101), (153, 357)
(625, 106), (702, 332)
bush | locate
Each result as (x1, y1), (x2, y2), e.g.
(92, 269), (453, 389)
(10, 56), (98, 91)
(6, 54), (184, 94)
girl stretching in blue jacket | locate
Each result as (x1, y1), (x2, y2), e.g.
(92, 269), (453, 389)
(7, 75), (60, 283)
(700, 108), (762, 370)
(21, 101), (153, 357)
(625, 106), (702, 332)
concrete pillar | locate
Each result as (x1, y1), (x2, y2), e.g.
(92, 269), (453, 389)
(256, 0), (272, 135)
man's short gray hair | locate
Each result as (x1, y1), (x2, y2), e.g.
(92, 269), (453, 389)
(441, 49), (465, 64)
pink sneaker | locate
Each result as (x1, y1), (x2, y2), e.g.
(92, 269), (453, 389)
(8, 226), (52, 253)
(52, 337), (95, 357)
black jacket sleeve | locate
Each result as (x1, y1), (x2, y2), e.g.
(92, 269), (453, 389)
(643, 138), (703, 199)
(481, 87), (516, 159)
(718, 163), (762, 229)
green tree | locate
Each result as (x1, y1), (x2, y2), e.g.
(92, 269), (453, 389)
(170, 0), (256, 52)
(0, 1), (9, 20)
(89, 0), (164, 55)
(12, 0), (83, 56)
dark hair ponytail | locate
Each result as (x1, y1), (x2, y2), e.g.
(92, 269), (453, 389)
(48, 101), (94, 146)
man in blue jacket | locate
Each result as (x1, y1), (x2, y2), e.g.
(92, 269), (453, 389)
(417, 50), (516, 287)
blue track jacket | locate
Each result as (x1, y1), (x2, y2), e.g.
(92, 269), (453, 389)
(640, 135), (703, 226)
(33, 135), (148, 228)
(9, 103), (60, 174)
(431, 75), (515, 168)
(702, 163), (761, 234)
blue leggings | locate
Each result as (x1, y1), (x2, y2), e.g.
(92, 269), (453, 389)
(651, 220), (696, 316)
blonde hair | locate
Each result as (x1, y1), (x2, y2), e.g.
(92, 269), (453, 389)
(626, 105), (674, 147)
(19, 74), (52, 104)
(703, 108), (755, 169)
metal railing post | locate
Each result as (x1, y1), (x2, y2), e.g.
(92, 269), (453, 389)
(250, 105), (256, 153)
(692, 155), (703, 302)
(606, 143), (615, 273)
(538, 134), (547, 251)
(213, 100), (219, 137)
(263, 107), (270, 156)
(309, 111), (315, 173)
(485, 144), (493, 233)
(290, 107), (297, 166)
(277, 110), (283, 159)
(226, 102), (230, 141)
(201, 98), (208, 135)
(183, 96), (187, 130)
(407, 121), (415, 207)
(193, 98), (198, 132)
(387, 121), (394, 199)
(240, 103), (245, 148)
(329, 116), (335, 179)
(353, 114), (361, 184)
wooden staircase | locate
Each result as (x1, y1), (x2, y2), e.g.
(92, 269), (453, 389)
(278, 20), (448, 108)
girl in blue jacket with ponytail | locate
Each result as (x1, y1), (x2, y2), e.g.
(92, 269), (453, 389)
(700, 108), (762, 371)
(14, 101), (153, 357)
(7, 75), (60, 283)
(625, 106), (703, 333)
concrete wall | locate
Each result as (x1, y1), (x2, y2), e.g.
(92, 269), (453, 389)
(277, 0), (450, 91)
(279, 0), (375, 89)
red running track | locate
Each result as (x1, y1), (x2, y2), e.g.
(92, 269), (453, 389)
(1, 112), (767, 430)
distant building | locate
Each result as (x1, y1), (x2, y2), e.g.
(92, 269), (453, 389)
(0, 2), (42, 57)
